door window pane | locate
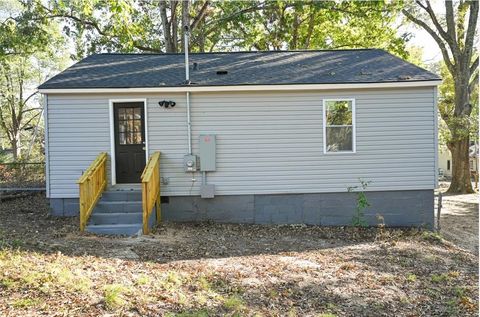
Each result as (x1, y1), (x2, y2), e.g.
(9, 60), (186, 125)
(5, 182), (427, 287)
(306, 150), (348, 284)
(118, 108), (126, 120)
(126, 108), (134, 120)
(134, 108), (141, 119)
(119, 133), (126, 145)
(117, 107), (143, 144)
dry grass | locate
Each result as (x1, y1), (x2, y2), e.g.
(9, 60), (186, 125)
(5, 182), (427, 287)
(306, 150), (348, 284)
(0, 194), (478, 316)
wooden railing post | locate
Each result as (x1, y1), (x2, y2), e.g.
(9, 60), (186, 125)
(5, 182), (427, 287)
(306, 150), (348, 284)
(77, 152), (108, 232)
(141, 152), (161, 235)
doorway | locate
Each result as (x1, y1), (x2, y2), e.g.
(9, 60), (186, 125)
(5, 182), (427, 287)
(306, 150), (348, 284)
(113, 102), (146, 183)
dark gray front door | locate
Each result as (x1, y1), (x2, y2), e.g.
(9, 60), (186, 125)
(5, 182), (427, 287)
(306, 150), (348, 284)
(113, 102), (146, 183)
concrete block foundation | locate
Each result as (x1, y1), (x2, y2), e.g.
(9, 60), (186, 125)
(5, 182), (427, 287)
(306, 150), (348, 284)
(50, 189), (434, 228)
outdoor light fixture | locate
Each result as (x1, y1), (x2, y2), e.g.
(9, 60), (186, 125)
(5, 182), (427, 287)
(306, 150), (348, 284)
(158, 100), (176, 108)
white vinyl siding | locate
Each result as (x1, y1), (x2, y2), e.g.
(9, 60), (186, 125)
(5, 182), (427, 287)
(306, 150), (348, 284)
(46, 87), (435, 198)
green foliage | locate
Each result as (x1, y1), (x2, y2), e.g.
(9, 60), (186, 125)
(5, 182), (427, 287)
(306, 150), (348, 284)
(0, 1), (68, 161)
(26, 0), (408, 58)
(103, 284), (129, 310)
(223, 294), (245, 311)
(348, 179), (371, 227)
(437, 61), (479, 145)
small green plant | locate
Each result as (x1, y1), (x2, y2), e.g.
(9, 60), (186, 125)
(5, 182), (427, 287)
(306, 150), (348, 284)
(136, 274), (150, 286)
(348, 179), (371, 227)
(103, 284), (127, 310)
(12, 298), (40, 308)
(421, 231), (443, 243)
(223, 294), (245, 311)
(406, 273), (417, 283)
(430, 273), (449, 283)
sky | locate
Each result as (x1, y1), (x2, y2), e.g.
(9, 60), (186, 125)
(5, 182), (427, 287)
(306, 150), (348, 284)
(399, 0), (444, 64)
(407, 26), (443, 63)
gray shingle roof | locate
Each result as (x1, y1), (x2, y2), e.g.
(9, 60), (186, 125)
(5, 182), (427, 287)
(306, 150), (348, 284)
(38, 49), (440, 89)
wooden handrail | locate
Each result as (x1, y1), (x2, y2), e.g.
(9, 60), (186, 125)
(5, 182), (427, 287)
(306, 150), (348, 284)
(77, 152), (108, 231)
(141, 151), (161, 234)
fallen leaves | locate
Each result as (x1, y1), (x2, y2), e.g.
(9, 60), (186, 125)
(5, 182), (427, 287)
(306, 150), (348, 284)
(0, 195), (478, 316)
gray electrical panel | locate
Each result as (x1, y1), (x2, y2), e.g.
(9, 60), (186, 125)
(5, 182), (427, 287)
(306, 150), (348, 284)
(199, 134), (216, 171)
(183, 154), (198, 172)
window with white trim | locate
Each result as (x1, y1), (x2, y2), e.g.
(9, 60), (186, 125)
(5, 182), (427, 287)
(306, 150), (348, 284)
(323, 99), (355, 153)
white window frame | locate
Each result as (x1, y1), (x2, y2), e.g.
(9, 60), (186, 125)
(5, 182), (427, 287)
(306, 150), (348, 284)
(323, 98), (356, 154)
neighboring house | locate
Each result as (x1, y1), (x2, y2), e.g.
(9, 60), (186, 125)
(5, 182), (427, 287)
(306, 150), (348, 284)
(38, 49), (441, 235)
(438, 142), (479, 180)
(438, 146), (452, 178)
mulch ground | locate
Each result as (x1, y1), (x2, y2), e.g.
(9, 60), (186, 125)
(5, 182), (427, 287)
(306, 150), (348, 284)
(0, 194), (478, 316)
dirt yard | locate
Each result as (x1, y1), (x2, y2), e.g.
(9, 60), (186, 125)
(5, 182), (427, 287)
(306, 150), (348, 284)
(0, 194), (478, 316)
(438, 182), (479, 254)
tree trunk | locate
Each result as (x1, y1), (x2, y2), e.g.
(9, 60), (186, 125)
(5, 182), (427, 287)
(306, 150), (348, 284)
(448, 138), (474, 193)
(447, 68), (474, 194)
(10, 134), (20, 161)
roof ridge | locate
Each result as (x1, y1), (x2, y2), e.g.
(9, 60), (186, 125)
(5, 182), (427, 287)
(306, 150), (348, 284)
(93, 48), (379, 56)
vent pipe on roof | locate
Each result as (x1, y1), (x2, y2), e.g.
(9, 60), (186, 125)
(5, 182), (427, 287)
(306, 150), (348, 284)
(184, 26), (192, 155)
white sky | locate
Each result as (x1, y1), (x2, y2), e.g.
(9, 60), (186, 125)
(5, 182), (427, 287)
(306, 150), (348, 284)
(399, 0), (444, 64)
(407, 27), (443, 63)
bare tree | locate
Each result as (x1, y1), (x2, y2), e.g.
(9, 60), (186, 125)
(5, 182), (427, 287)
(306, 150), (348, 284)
(403, 0), (479, 193)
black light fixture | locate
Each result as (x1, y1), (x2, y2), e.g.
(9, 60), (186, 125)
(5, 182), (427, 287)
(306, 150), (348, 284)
(158, 100), (176, 109)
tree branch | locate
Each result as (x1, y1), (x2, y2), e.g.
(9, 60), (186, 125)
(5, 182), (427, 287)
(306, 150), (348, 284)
(444, 0), (457, 44)
(470, 56), (479, 75)
(416, 0), (458, 55)
(464, 0), (479, 63)
(469, 71), (478, 93)
(20, 112), (41, 130)
(402, 8), (455, 73)
(190, 1), (210, 31)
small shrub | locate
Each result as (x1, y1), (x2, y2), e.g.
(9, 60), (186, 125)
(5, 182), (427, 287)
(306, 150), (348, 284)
(348, 179), (371, 227)
(421, 231), (443, 243)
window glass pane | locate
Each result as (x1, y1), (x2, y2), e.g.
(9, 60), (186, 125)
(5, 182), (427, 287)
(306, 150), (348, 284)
(326, 126), (352, 152)
(134, 108), (141, 119)
(127, 120), (134, 133)
(126, 132), (134, 144)
(119, 133), (126, 145)
(133, 132), (142, 144)
(326, 100), (352, 125)
(133, 120), (141, 133)
(119, 121), (126, 133)
(126, 108), (134, 120)
(118, 108), (126, 120)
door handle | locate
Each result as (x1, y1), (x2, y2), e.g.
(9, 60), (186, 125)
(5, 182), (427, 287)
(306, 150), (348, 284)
(142, 147), (146, 150)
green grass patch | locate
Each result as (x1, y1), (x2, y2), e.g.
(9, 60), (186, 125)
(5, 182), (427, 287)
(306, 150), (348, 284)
(136, 274), (150, 286)
(103, 284), (129, 310)
(12, 298), (41, 309)
(223, 294), (245, 311)
(406, 273), (417, 283)
(430, 273), (450, 283)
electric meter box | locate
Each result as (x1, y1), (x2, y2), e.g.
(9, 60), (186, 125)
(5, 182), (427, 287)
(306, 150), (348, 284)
(183, 154), (198, 172)
(199, 134), (216, 171)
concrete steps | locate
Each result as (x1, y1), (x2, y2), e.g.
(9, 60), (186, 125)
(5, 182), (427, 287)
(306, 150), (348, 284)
(85, 189), (145, 236)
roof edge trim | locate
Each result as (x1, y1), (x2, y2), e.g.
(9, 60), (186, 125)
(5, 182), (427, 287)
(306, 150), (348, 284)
(39, 80), (442, 94)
